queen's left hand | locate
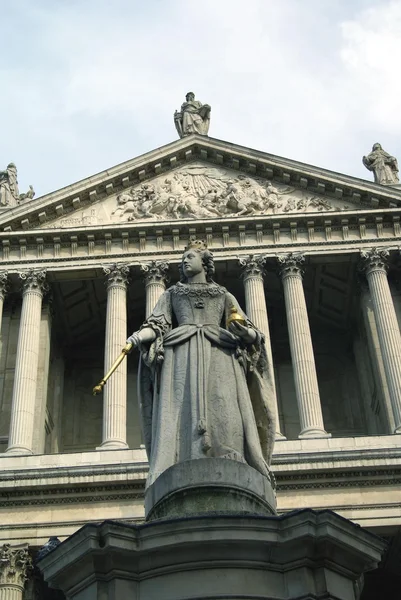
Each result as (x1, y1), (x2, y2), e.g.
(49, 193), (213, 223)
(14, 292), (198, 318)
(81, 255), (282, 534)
(229, 321), (257, 344)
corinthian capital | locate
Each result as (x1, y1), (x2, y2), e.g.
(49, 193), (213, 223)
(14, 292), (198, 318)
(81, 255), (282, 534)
(277, 253), (305, 279)
(0, 271), (9, 299)
(360, 247), (390, 275)
(141, 261), (169, 285)
(19, 270), (48, 296)
(103, 264), (130, 289)
(0, 544), (32, 587)
(239, 255), (267, 279)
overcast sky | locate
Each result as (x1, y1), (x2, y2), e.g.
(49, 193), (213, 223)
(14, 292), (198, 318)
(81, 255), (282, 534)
(1, 0), (401, 197)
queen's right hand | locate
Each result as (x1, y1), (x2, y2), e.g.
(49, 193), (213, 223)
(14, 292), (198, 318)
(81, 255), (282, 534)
(126, 332), (141, 350)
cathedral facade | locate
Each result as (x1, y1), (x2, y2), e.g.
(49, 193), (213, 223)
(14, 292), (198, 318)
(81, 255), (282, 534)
(0, 133), (400, 598)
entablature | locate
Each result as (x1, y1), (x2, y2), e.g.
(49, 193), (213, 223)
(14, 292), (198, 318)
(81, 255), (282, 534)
(0, 209), (400, 274)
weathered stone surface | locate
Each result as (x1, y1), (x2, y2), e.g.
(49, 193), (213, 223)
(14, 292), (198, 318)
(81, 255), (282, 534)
(127, 242), (276, 489)
(174, 92), (211, 138)
(145, 458), (276, 520)
(38, 510), (386, 600)
(363, 143), (399, 185)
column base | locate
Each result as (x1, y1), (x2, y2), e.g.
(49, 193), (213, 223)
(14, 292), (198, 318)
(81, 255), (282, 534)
(299, 427), (331, 439)
(5, 444), (33, 455)
(96, 439), (129, 450)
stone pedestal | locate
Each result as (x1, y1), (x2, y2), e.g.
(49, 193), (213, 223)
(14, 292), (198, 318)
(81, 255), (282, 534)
(39, 510), (386, 600)
(145, 458), (276, 521)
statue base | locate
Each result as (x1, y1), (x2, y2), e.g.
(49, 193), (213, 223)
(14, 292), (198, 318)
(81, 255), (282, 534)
(39, 510), (386, 600)
(145, 458), (276, 521)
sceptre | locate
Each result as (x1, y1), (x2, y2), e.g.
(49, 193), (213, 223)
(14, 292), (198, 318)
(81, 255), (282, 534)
(92, 342), (133, 396)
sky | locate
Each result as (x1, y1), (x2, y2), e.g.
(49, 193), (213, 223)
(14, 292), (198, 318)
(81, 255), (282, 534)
(1, 0), (401, 198)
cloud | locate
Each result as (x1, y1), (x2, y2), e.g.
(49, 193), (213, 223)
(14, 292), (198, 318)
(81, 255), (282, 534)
(0, 0), (401, 196)
(340, 1), (401, 131)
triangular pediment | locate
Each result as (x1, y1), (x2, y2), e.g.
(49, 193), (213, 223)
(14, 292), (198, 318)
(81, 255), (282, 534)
(38, 162), (359, 230)
(1, 135), (401, 232)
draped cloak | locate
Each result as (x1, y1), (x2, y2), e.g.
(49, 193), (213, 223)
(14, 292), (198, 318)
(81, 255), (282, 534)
(137, 282), (276, 488)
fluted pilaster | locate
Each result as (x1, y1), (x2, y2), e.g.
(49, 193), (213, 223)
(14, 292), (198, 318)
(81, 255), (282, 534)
(0, 544), (32, 600)
(360, 248), (401, 433)
(99, 264), (130, 449)
(278, 254), (329, 438)
(6, 271), (48, 455)
(239, 255), (284, 439)
(141, 261), (169, 316)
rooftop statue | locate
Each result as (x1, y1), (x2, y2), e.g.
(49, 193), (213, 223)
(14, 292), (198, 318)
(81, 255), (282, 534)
(174, 92), (211, 138)
(0, 163), (35, 207)
(363, 143), (399, 185)
(126, 241), (276, 488)
(0, 163), (19, 206)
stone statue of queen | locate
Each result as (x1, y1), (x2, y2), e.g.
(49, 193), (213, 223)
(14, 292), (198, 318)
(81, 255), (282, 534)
(127, 241), (276, 488)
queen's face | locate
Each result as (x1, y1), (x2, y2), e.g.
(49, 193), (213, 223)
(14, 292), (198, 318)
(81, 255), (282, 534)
(182, 250), (203, 277)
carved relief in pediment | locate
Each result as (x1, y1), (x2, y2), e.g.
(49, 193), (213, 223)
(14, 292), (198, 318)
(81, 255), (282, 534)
(109, 165), (343, 222)
(41, 163), (351, 229)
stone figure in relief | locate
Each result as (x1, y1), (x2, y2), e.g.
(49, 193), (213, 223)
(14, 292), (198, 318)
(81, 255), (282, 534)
(127, 240), (276, 487)
(174, 92), (211, 138)
(110, 165), (337, 223)
(363, 143), (399, 185)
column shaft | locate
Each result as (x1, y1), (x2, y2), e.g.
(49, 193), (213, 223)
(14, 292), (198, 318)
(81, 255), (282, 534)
(7, 272), (47, 455)
(141, 261), (169, 316)
(279, 255), (329, 438)
(240, 256), (284, 439)
(99, 265), (129, 449)
(146, 281), (166, 317)
(363, 252), (401, 432)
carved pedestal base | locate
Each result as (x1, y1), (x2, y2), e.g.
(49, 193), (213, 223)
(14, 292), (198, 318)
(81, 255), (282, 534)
(39, 510), (385, 600)
(145, 458), (276, 521)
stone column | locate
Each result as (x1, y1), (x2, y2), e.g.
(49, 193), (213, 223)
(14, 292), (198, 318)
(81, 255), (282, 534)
(141, 261), (169, 316)
(0, 272), (9, 335)
(6, 271), (48, 455)
(98, 264), (130, 449)
(0, 544), (32, 600)
(239, 255), (285, 439)
(278, 254), (329, 438)
(360, 248), (401, 433)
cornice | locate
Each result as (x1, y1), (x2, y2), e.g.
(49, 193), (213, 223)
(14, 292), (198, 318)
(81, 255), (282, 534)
(0, 446), (400, 506)
(0, 211), (400, 274)
(1, 135), (401, 233)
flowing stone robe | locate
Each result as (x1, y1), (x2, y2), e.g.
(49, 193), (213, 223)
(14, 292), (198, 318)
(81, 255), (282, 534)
(176, 99), (211, 137)
(137, 281), (276, 488)
(363, 145), (399, 185)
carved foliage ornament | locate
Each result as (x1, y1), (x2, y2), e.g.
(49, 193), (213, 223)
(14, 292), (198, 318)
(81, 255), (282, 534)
(140, 261), (169, 285)
(19, 270), (48, 296)
(0, 271), (9, 297)
(103, 264), (130, 289)
(277, 253), (305, 279)
(0, 544), (32, 587)
(239, 255), (267, 279)
(360, 247), (390, 274)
